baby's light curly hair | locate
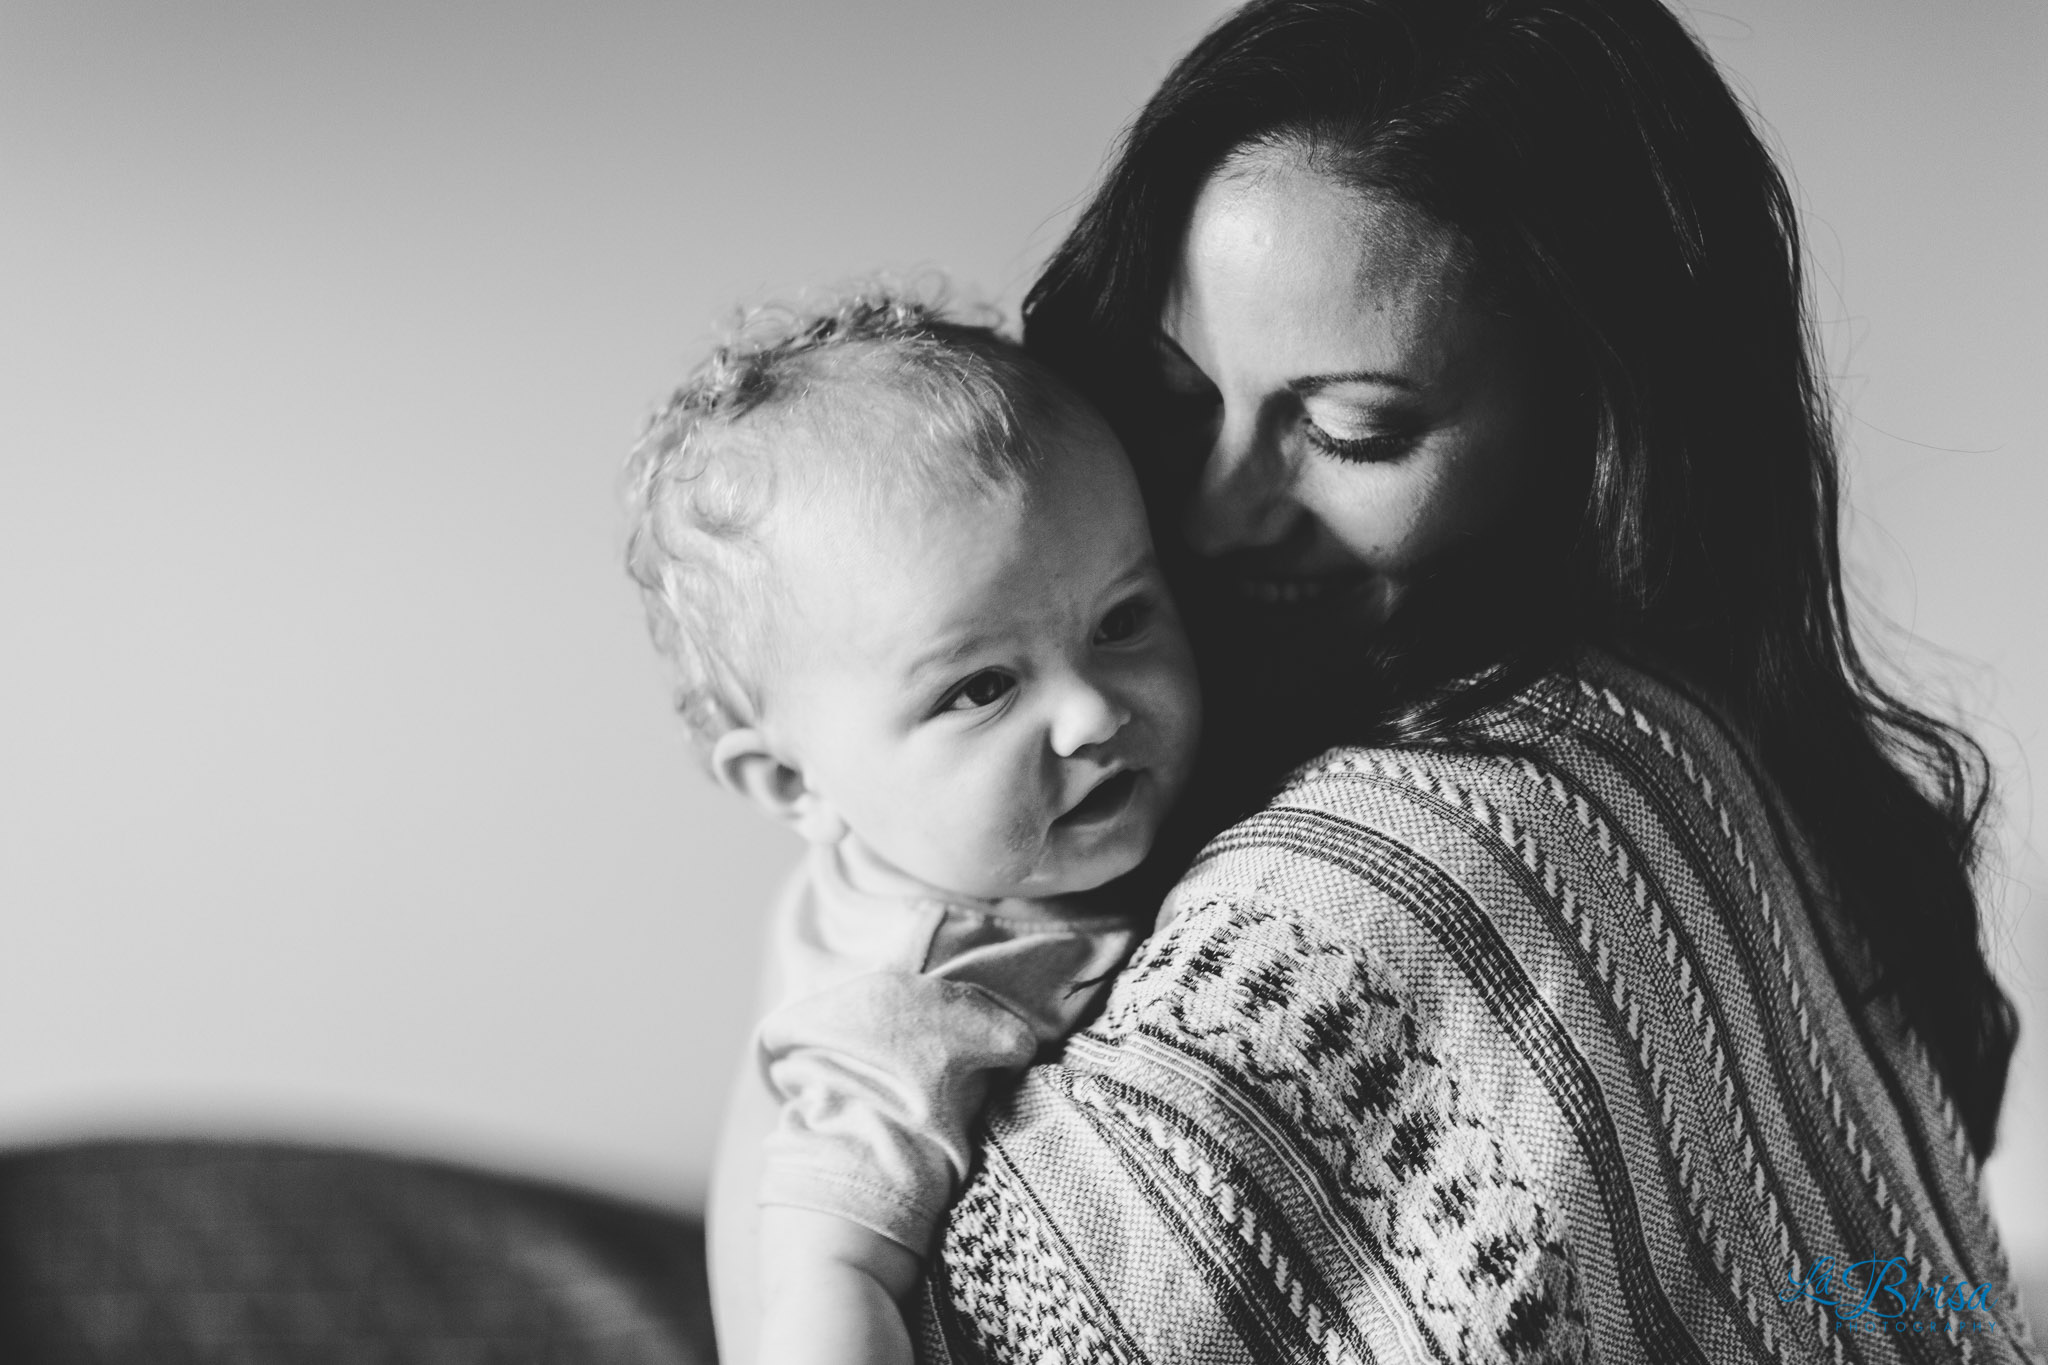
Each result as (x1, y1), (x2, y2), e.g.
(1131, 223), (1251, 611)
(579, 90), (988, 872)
(624, 282), (1090, 752)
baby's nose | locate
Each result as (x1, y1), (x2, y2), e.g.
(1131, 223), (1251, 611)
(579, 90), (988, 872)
(1050, 678), (1130, 757)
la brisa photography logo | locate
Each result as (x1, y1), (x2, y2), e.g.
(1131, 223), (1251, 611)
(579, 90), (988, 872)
(1780, 1252), (2004, 1337)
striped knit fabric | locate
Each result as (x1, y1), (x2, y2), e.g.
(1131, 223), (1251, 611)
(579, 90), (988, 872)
(914, 652), (2039, 1364)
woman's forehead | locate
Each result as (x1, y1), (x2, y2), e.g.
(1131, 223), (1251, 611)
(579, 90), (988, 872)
(1163, 155), (1477, 374)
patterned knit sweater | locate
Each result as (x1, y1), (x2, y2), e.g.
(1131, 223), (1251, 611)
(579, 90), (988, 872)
(914, 651), (2038, 1364)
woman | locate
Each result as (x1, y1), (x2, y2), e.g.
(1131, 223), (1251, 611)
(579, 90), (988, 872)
(912, 1), (2033, 1361)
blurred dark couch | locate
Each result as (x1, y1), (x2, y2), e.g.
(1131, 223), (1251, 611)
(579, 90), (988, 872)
(0, 1140), (716, 1363)
(4, 1139), (2040, 1360)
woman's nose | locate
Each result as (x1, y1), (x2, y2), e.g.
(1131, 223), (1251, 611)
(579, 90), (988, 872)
(1179, 406), (1297, 556)
(1049, 675), (1131, 758)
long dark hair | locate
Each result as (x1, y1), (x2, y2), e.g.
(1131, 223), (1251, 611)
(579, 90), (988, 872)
(1026, 0), (2017, 1156)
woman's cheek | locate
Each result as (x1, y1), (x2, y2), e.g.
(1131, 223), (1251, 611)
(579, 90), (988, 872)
(1428, 424), (1530, 546)
(1305, 461), (1419, 569)
(1346, 445), (1488, 573)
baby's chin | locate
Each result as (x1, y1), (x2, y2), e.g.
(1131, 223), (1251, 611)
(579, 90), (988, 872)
(1022, 857), (1146, 902)
(1007, 823), (1162, 902)
(904, 840), (1143, 906)
(906, 780), (1178, 902)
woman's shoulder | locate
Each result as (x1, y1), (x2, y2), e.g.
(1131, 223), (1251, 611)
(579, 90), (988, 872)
(1283, 645), (1765, 823)
(1168, 647), (1777, 946)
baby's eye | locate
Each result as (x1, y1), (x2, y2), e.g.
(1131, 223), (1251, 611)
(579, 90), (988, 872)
(1095, 598), (1151, 645)
(942, 670), (1016, 713)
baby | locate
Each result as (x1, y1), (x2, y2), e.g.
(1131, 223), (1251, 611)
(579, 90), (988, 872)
(623, 288), (1201, 1364)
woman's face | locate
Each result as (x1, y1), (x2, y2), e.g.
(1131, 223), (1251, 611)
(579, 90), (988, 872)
(1158, 149), (1543, 627)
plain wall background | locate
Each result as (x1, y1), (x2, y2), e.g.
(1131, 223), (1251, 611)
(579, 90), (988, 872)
(4, 0), (2044, 1276)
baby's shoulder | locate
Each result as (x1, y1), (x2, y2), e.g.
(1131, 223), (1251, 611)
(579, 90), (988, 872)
(772, 856), (949, 999)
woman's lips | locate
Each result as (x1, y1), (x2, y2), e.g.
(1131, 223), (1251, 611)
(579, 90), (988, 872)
(1057, 769), (1141, 827)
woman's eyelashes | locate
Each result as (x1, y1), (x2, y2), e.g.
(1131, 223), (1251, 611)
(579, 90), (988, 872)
(1154, 355), (1420, 466)
(1302, 422), (1417, 464)
(1300, 401), (1424, 464)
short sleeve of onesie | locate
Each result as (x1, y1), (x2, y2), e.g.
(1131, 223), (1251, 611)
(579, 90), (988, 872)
(755, 848), (1141, 1254)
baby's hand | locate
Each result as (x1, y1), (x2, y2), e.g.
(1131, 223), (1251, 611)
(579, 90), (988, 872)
(758, 1207), (919, 1365)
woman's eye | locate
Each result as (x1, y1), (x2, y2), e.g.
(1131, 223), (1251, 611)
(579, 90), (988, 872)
(1299, 398), (1422, 464)
(1095, 599), (1150, 645)
(943, 670), (1016, 712)
(1302, 421), (1415, 465)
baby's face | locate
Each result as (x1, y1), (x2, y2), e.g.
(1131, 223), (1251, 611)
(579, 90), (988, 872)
(764, 416), (1201, 901)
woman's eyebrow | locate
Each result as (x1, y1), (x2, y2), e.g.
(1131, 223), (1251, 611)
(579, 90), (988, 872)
(1152, 330), (1417, 393)
(1289, 370), (1419, 395)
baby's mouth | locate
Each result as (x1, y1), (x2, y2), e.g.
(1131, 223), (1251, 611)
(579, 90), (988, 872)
(1057, 770), (1141, 827)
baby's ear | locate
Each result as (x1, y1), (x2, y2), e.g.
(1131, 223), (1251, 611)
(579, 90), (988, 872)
(710, 728), (847, 846)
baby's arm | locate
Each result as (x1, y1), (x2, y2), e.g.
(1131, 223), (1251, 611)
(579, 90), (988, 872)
(709, 1047), (775, 1364)
(748, 972), (1043, 1364)
(742, 879), (1142, 1363)
(756, 1207), (919, 1365)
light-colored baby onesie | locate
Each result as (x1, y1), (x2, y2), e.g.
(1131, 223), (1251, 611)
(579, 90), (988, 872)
(755, 844), (1142, 1252)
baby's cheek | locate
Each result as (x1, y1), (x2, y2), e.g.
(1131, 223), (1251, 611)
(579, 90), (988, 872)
(920, 763), (1040, 884)
(998, 804), (1044, 860)
(976, 772), (1055, 881)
